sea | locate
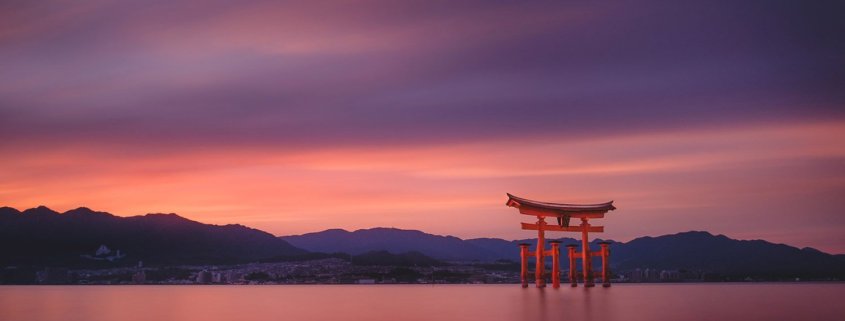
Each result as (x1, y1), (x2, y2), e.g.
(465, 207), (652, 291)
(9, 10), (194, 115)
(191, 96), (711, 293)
(1, 283), (843, 321)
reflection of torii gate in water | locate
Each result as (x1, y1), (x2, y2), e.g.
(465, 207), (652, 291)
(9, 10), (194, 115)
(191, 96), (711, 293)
(506, 193), (616, 288)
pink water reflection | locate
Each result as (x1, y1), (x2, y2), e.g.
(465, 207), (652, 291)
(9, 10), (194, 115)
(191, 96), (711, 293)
(1, 284), (843, 321)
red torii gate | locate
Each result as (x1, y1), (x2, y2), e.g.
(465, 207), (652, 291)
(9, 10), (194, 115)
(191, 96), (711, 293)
(505, 193), (616, 288)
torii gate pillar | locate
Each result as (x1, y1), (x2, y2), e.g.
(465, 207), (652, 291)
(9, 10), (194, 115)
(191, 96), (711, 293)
(549, 240), (561, 288)
(534, 217), (546, 287)
(580, 218), (595, 287)
(566, 244), (578, 286)
(599, 241), (611, 287)
(519, 243), (530, 288)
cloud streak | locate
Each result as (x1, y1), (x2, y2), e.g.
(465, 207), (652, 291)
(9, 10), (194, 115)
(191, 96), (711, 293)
(1, 0), (844, 252)
(2, 121), (843, 251)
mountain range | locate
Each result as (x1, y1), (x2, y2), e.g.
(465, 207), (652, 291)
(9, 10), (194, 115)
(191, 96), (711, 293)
(0, 206), (304, 266)
(2, 206), (843, 279)
(283, 228), (845, 278)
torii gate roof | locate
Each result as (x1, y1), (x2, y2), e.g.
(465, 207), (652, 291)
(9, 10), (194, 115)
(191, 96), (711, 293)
(506, 193), (615, 217)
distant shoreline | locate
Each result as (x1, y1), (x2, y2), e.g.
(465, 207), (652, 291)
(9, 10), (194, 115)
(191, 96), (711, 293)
(3, 281), (845, 287)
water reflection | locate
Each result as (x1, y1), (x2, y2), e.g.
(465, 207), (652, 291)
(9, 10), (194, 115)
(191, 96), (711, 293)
(0, 284), (843, 321)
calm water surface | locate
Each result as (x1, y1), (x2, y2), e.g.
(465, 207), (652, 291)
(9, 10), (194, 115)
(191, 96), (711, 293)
(1, 283), (843, 321)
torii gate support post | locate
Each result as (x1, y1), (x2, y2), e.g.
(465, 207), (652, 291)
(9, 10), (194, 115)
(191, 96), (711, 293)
(599, 241), (611, 287)
(519, 243), (530, 288)
(580, 218), (595, 287)
(566, 244), (578, 287)
(550, 241), (561, 288)
(535, 217), (546, 288)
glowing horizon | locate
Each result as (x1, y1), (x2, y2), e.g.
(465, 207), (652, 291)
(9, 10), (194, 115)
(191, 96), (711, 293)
(3, 120), (843, 253)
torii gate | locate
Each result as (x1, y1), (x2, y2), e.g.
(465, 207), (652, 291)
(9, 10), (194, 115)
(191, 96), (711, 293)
(505, 193), (616, 288)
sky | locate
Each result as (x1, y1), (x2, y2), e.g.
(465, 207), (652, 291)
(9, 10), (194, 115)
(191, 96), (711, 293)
(1, 1), (844, 253)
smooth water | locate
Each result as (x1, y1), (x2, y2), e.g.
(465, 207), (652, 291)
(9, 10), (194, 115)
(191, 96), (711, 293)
(1, 283), (843, 321)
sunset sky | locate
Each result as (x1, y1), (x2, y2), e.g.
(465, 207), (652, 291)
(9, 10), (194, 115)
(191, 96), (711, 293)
(1, 1), (843, 253)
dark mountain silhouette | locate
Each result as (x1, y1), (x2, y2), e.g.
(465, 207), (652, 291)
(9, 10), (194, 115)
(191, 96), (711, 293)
(463, 237), (588, 260)
(282, 228), (594, 261)
(2, 205), (843, 279)
(283, 228), (845, 279)
(611, 231), (845, 279)
(0, 206), (305, 266)
(282, 228), (504, 261)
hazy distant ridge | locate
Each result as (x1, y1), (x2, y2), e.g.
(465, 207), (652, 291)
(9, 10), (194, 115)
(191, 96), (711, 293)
(283, 229), (845, 278)
(281, 228), (514, 261)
